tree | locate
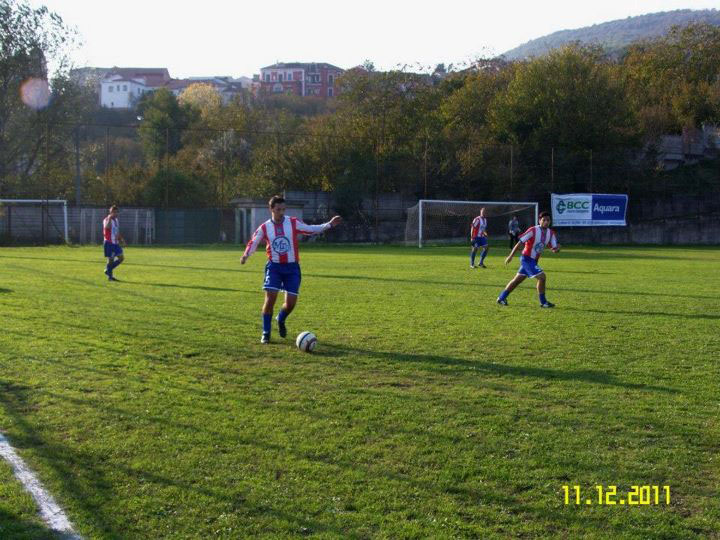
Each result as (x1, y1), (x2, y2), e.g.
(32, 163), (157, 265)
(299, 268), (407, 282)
(491, 45), (635, 151)
(138, 88), (198, 163)
(178, 83), (222, 122)
(0, 0), (78, 196)
(624, 23), (720, 133)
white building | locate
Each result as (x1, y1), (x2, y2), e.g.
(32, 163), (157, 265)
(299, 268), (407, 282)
(99, 68), (171, 109)
(98, 68), (255, 109)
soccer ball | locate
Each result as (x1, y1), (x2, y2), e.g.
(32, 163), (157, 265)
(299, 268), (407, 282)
(296, 331), (317, 353)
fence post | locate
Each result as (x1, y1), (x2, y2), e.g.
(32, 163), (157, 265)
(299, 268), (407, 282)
(105, 126), (110, 205)
(510, 144), (514, 197)
(165, 127), (170, 209)
(423, 131), (428, 199)
(75, 125), (82, 206)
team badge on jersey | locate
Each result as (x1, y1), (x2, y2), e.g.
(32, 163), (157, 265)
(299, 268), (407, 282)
(272, 236), (291, 254)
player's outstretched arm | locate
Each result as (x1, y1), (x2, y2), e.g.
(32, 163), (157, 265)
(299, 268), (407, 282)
(505, 241), (523, 265)
(241, 225), (266, 264)
(550, 232), (560, 253)
(295, 216), (342, 235)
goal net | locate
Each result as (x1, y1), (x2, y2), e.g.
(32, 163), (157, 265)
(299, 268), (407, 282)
(0, 199), (69, 244)
(406, 199), (538, 247)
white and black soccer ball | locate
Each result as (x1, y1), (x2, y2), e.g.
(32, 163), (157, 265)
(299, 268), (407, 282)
(296, 331), (317, 353)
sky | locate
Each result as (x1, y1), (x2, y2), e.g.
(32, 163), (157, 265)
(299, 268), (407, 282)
(30, 0), (720, 78)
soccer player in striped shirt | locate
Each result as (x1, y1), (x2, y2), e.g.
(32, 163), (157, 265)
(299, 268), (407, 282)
(102, 205), (125, 282)
(241, 195), (342, 344)
(497, 211), (560, 308)
(470, 208), (489, 268)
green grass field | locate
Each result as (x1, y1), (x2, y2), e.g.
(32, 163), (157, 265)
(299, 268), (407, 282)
(0, 244), (719, 539)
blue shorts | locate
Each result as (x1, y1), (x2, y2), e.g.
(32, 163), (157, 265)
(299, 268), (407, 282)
(263, 262), (301, 296)
(103, 241), (123, 258)
(518, 255), (544, 278)
(471, 236), (488, 248)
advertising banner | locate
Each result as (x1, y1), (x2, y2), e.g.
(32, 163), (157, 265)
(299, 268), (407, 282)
(551, 193), (628, 226)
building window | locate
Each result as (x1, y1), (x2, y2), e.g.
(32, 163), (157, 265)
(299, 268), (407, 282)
(328, 87), (333, 97)
(328, 74), (334, 85)
(278, 73), (283, 82)
(264, 74), (270, 82)
(273, 83), (283, 93)
(108, 86), (113, 92)
(122, 85), (127, 91)
(287, 72), (292, 81)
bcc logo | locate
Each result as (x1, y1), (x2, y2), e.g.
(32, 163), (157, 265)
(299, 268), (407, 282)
(556, 199), (589, 215)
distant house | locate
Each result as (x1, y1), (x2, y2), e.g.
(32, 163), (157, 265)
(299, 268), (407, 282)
(257, 62), (344, 98)
(97, 69), (254, 109)
(168, 76), (250, 105)
(99, 67), (171, 109)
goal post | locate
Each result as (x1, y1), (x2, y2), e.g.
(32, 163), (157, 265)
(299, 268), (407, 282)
(406, 199), (538, 248)
(0, 199), (69, 244)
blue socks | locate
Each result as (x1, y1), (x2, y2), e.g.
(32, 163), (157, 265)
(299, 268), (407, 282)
(480, 248), (488, 265)
(277, 309), (289, 323)
(539, 293), (547, 305)
(106, 259), (122, 275)
(262, 314), (272, 334)
(499, 289), (510, 301)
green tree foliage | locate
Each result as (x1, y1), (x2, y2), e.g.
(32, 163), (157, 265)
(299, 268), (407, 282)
(491, 45), (636, 151)
(624, 23), (720, 132)
(0, 0), (81, 196)
(138, 88), (198, 162)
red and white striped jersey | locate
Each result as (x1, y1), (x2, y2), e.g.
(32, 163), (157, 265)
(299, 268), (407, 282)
(103, 216), (119, 243)
(519, 225), (557, 260)
(243, 216), (332, 264)
(470, 216), (487, 238)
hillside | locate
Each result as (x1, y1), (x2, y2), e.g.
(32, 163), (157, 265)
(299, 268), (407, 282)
(503, 9), (720, 59)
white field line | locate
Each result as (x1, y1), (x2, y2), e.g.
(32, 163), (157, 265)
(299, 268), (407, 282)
(0, 433), (82, 539)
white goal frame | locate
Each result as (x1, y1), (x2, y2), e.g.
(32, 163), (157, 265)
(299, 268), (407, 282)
(415, 199), (538, 248)
(0, 199), (69, 244)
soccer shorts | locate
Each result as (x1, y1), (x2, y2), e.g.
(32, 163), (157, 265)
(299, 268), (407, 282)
(103, 241), (123, 258)
(263, 262), (301, 296)
(518, 255), (544, 278)
(471, 236), (488, 248)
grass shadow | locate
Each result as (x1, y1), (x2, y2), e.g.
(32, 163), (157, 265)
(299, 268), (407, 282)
(320, 344), (678, 394)
(122, 280), (252, 293)
(0, 381), (120, 538)
(564, 306), (720, 321)
(306, 272), (717, 300)
(0, 508), (58, 540)
(0, 288), (12, 293)
(0, 254), (249, 275)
